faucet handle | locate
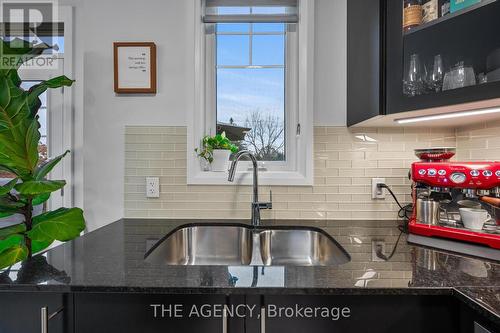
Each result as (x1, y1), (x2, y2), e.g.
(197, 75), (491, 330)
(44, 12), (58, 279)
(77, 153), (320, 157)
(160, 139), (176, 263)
(262, 190), (272, 210)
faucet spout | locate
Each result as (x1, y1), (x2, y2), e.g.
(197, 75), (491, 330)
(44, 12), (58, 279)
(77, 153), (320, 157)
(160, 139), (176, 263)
(228, 151), (272, 226)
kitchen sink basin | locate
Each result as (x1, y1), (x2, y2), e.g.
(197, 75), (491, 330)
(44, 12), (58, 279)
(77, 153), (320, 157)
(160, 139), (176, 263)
(259, 227), (350, 266)
(144, 224), (253, 265)
(144, 223), (350, 267)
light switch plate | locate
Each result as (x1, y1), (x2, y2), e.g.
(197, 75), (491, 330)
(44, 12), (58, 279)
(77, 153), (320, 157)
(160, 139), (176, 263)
(372, 178), (386, 199)
(146, 177), (160, 198)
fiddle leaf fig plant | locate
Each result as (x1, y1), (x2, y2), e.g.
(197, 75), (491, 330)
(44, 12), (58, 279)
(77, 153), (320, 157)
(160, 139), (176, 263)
(0, 39), (85, 269)
(195, 132), (239, 163)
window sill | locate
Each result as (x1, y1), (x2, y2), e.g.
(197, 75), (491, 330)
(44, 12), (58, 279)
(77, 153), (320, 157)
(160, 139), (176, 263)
(187, 170), (313, 186)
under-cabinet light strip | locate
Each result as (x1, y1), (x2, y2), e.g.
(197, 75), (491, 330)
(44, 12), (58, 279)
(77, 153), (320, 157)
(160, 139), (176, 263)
(394, 107), (500, 124)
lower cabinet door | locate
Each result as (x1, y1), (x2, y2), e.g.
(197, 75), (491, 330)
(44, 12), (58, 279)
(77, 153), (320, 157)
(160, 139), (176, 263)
(74, 293), (229, 333)
(0, 292), (69, 333)
(259, 295), (461, 333)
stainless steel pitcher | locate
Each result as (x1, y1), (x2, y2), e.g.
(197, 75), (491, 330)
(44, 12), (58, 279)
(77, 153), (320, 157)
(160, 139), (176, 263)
(416, 198), (440, 225)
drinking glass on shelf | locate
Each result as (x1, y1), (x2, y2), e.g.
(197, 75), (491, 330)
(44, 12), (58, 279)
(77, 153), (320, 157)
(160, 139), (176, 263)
(427, 54), (444, 93)
(404, 53), (425, 97)
(443, 61), (476, 91)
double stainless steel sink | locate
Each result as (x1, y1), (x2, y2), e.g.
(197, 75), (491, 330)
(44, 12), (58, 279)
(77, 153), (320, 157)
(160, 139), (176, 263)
(144, 223), (350, 267)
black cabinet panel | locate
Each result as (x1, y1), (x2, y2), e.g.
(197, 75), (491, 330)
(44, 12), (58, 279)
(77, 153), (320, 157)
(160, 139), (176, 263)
(0, 292), (68, 333)
(348, 0), (500, 125)
(74, 293), (229, 333)
(458, 301), (500, 333)
(262, 295), (460, 333)
(1, 291), (499, 333)
(347, 0), (384, 126)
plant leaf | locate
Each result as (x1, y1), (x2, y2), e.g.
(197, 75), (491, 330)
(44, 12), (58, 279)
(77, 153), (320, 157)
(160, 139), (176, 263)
(0, 178), (18, 196)
(0, 117), (40, 177)
(32, 193), (50, 206)
(0, 234), (23, 253)
(15, 180), (66, 196)
(31, 239), (53, 254)
(27, 77), (75, 116)
(0, 75), (32, 129)
(0, 212), (14, 218)
(0, 195), (25, 211)
(34, 150), (70, 180)
(0, 164), (17, 176)
(0, 244), (28, 269)
(27, 207), (85, 242)
(0, 223), (26, 240)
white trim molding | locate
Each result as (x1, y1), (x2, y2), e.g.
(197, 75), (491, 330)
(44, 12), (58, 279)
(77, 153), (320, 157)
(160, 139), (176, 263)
(188, 0), (314, 186)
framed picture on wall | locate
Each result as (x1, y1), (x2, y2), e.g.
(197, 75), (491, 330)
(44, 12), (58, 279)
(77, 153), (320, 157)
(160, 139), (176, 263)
(113, 42), (157, 94)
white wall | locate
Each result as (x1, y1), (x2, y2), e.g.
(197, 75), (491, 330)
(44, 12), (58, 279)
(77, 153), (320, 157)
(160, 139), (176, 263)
(63, 0), (347, 230)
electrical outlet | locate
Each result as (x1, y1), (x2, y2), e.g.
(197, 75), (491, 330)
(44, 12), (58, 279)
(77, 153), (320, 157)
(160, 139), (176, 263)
(146, 177), (160, 198)
(372, 240), (386, 262)
(371, 178), (386, 199)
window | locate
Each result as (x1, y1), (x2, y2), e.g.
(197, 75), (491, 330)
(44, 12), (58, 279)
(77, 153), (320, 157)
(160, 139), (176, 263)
(215, 21), (286, 162)
(188, 0), (314, 185)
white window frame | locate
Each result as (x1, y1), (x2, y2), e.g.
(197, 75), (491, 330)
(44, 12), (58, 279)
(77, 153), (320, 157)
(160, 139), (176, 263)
(188, 0), (314, 186)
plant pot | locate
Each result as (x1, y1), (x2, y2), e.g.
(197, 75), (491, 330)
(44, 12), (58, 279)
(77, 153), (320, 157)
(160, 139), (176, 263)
(211, 149), (231, 172)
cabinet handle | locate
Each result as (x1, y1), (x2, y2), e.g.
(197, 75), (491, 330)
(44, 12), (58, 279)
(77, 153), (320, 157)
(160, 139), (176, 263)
(260, 307), (266, 333)
(222, 306), (228, 333)
(40, 307), (48, 333)
(40, 306), (64, 333)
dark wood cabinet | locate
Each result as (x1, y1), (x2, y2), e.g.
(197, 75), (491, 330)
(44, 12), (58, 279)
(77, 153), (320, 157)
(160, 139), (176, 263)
(0, 292), (70, 333)
(347, 0), (500, 126)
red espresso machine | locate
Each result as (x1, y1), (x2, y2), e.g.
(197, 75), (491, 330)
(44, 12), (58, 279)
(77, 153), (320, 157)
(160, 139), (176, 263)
(407, 148), (500, 261)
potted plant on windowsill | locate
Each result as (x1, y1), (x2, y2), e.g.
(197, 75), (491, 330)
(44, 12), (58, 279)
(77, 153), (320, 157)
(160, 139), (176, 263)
(195, 132), (239, 172)
(0, 39), (85, 269)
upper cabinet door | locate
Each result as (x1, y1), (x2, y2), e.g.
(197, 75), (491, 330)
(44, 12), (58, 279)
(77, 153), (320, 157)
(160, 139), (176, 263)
(386, 0), (500, 114)
(347, 0), (384, 126)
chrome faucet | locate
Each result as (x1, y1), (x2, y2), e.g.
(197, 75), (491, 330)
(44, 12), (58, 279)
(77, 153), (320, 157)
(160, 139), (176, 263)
(228, 151), (272, 226)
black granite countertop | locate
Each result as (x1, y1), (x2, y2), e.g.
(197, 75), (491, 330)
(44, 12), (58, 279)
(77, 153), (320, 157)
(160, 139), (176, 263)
(0, 219), (499, 321)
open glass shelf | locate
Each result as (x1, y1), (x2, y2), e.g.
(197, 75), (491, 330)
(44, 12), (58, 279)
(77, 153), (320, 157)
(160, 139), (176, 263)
(401, 0), (500, 98)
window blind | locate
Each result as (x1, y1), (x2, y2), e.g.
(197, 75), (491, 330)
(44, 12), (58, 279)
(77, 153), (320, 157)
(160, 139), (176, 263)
(203, 0), (298, 23)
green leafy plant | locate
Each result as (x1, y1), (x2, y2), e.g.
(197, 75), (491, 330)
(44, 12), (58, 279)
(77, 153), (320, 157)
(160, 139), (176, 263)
(0, 39), (85, 269)
(195, 132), (239, 163)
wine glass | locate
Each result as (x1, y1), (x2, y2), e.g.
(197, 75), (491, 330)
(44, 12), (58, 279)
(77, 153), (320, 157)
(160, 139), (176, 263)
(427, 55), (444, 93)
(404, 54), (424, 97)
